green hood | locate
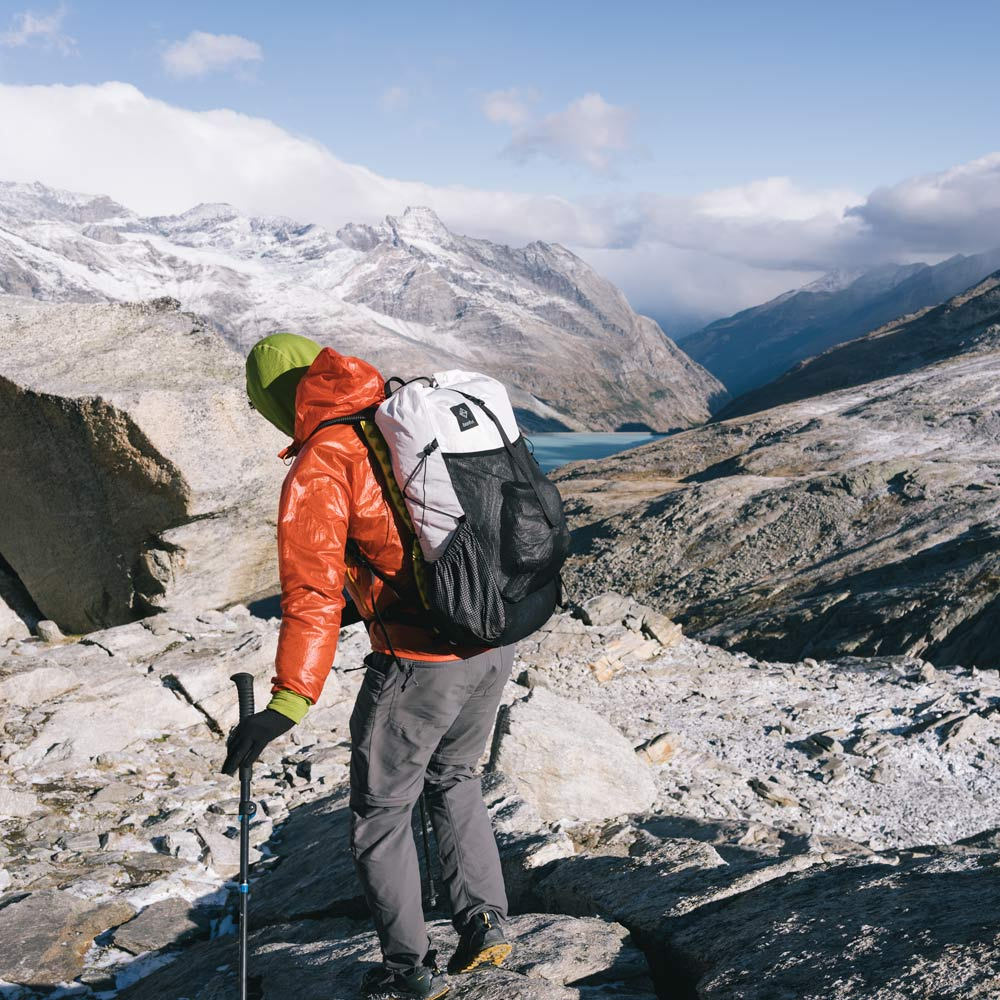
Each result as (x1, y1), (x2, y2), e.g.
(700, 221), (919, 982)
(245, 333), (323, 438)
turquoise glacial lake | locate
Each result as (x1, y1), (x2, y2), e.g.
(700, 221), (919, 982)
(527, 432), (663, 473)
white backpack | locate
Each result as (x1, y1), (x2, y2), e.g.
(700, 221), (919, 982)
(317, 370), (569, 645)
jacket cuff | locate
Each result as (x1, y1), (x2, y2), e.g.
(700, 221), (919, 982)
(267, 689), (312, 724)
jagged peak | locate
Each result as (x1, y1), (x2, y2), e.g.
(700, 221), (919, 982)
(160, 202), (241, 227)
(385, 206), (452, 242)
(799, 269), (866, 295)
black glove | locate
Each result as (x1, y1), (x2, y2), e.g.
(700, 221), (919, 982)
(221, 709), (295, 776)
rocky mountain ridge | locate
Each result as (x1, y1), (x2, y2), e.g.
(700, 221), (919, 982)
(721, 270), (1000, 418)
(0, 180), (725, 432)
(555, 272), (1000, 667)
(681, 248), (1000, 397)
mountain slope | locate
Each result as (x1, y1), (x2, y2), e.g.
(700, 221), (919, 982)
(554, 275), (1000, 666)
(722, 271), (1000, 417)
(682, 249), (1000, 396)
(0, 181), (726, 432)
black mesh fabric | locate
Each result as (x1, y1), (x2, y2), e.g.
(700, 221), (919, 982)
(432, 439), (569, 638)
(426, 517), (505, 642)
(499, 476), (570, 601)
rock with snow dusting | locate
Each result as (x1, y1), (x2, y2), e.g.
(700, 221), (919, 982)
(1, 597), (998, 997)
(557, 273), (1000, 667)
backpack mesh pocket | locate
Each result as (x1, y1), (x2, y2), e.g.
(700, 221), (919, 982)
(500, 478), (571, 601)
(427, 518), (505, 642)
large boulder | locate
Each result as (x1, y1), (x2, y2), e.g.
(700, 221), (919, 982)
(489, 686), (657, 824)
(0, 298), (285, 632)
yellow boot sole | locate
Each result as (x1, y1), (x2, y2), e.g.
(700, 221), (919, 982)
(450, 942), (512, 974)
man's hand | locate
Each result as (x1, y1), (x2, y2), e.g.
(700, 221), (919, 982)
(221, 708), (295, 775)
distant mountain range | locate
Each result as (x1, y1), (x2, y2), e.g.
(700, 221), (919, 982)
(0, 181), (726, 433)
(681, 249), (1000, 398)
(721, 270), (1000, 418)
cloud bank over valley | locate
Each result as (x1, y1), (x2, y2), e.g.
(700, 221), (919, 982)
(1, 81), (998, 327)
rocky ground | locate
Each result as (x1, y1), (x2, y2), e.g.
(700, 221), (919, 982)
(2, 593), (998, 999)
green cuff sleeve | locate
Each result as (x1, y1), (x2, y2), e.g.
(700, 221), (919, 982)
(267, 689), (312, 724)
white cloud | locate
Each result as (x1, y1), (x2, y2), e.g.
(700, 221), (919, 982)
(0, 82), (598, 249)
(693, 176), (861, 222)
(482, 88), (532, 127)
(0, 82), (997, 324)
(848, 153), (1000, 254)
(0, 4), (74, 54)
(162, 31), (262, 79)
(379, 85), (410, 113)
(502, 92), (636, 175)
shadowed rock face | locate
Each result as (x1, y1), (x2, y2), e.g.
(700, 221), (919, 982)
(0, 297), (286, 632)
(556, 275), (1000, 667)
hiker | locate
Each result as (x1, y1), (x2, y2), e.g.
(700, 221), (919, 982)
(222, 334), (517, 1000)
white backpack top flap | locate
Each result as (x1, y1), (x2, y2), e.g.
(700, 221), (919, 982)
(374, 371), (522, 561)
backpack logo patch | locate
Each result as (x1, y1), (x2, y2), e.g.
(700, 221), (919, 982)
(450, 402), (479, 432)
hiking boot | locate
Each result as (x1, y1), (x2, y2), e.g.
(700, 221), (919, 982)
(447, 909), (512, 974)
(359, 951), (449, 1000)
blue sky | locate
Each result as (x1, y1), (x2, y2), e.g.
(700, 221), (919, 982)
(1, 0), (999, 325)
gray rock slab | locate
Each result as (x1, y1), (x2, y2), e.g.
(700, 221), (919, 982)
(251, 793), (367, 926)
(113, 897), (207, 954)
(669, 852), (1000, 1000)
(0, 784), (39, 817)
(118, 913), (656, 1000)
(0, 661), (81, 706)
(0, 888), (135, 986)
(150, 626), (279, 732)
(490, 687), (657, 824)
(6, 660), (204, 771)
(537, 838), (820, 934)
(80, 619), (186, 661)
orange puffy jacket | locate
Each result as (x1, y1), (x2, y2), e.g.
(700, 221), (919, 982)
(272, 348), (482, 705)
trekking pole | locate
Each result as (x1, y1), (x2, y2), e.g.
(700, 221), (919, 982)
(419, 792), (437, 909)
(230, 672), (257, 1000)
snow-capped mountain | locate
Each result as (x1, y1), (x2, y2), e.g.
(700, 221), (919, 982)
(0, 181), (726, 431)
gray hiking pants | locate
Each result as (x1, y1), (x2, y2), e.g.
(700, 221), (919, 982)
(349, 645), (514, 971)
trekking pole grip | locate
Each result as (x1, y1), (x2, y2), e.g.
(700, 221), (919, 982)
(231, 672), (256, 721)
